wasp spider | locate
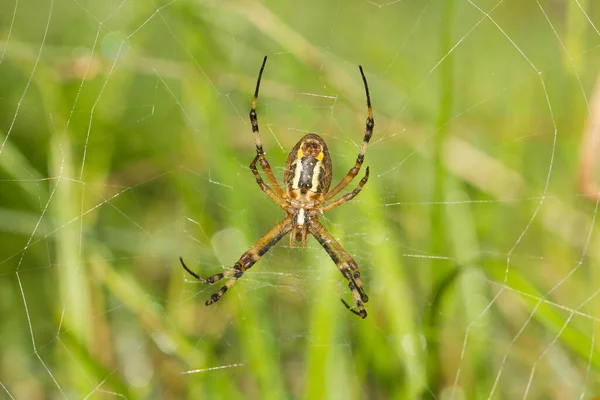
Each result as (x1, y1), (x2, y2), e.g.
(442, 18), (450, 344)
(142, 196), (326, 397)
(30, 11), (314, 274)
(181, 56), (374, 318)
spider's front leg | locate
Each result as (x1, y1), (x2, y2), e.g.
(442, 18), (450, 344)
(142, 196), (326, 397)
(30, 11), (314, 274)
(249, 56), (286, 198)
(180, 217), (292, 305)
(249, 154), (287, 210)
(320, 167), (369, 214)
(324, 65), (374, 201)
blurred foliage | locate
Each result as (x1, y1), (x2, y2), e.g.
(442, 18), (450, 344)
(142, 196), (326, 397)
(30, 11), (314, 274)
(1, 0), (600, 398)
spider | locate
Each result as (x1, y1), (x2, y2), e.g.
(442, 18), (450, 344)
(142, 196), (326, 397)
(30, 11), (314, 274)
(180, 56), (374, 318)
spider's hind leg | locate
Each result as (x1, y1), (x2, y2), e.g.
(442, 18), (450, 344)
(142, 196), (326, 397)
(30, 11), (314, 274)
(309, 220), (368, 319)
(180, 217), (292, 306)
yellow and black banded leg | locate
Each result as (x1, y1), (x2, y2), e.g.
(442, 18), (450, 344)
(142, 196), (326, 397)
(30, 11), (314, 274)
(310, 220), (369, 303)
(325, 65), (374, 201)
(321, 231), (369, 305)
(309, 220), (368, 318)
(180, 217), (292, 305)
(249, 56), (287, 198)
(319, 167), (369, 214)
(249, 154), (287, 210)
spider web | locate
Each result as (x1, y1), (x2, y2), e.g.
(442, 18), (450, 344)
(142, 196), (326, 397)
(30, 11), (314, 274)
(1, 0), (600, 398)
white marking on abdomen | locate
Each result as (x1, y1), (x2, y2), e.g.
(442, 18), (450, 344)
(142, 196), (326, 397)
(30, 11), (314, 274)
(310, 160), (322, 192)
(291, 160), (302, 190)
(297, 208), (305, 225)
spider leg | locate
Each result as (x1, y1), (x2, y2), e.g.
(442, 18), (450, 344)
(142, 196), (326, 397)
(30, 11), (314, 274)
(250, 154), (287, 210)
(250, 56), (287, 198)
(309, 219), (368, 319)
(319, 167), (369, 214)
(324, 65), (374, 201)
(180, 217), (292, 306)
(341, 298), (364, 317)
(311, 220), (369, 303)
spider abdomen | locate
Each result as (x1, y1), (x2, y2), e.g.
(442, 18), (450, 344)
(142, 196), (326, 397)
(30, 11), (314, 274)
(283, 133), (333, 197)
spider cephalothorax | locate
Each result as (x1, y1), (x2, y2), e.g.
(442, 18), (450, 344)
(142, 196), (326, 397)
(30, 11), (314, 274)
(181, 56), (374, 318)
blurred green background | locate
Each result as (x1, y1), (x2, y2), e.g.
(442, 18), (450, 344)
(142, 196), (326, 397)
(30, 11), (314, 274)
(2, 0), (600, 398)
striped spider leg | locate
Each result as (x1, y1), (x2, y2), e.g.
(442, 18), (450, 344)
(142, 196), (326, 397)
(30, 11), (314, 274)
(249, 56), (287, 199)
(180, 218), (291, 305)
(323, 65), (374, 201)
(309, 220), (369, 318)
(180, 56), (374, 318)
